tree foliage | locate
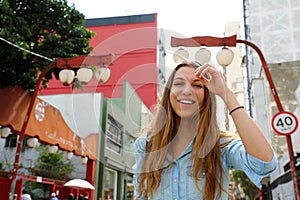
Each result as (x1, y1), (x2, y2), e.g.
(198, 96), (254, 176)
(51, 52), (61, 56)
(34, 145), (75, 180)
(24, 145), (75, 199)
(0, 0), (94, 92)
(231, 169), (259, 199)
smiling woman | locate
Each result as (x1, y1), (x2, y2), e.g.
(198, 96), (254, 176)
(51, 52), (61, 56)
(133, 61), (277, 199)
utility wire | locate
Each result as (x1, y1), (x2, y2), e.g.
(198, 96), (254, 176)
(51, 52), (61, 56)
(0, 36), (54, 62)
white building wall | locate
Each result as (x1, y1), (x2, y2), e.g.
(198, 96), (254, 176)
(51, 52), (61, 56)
(292, 84), (300, 152)
(252, 78), (272, 142)
(248, 0), (300, 66)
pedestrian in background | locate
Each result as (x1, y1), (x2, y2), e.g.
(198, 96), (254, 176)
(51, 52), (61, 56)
(21, 190), (32, 200)
(78, 194), (84, 200)
(133, 62), (277, 199)
(67, 193), (74, 200)
(84, 192), (89, 200)
(50, 192), (58, 200)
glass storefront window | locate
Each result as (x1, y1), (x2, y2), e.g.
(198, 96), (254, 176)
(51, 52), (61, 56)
(104, 167), (117, 200)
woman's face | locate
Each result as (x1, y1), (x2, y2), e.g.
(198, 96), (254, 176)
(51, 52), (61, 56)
(170, 66), (205, 119)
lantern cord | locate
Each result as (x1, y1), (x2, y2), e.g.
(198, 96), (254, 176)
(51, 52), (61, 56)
(0, 36), (54, 62)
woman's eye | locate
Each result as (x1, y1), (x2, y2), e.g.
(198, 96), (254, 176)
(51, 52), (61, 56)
(194, 84), (203, 88)
(173, 82), (183, 86)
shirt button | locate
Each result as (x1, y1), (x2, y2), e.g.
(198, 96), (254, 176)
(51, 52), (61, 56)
(173, 178), (177, 183)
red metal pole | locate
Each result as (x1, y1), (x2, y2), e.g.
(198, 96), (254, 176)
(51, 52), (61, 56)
(259, 188), (264, 200)
(10, 62), (57, 199)
(171, 35), (237, 47)
(237, 39), (300, 200)
(236, 39), (283, 111)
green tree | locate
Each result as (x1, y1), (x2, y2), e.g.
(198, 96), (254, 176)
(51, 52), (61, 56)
(0, 0), (94, 92)
(24, 145), (75, 199)
(34, 145), (75, 180)
(231, 169), (259, 199)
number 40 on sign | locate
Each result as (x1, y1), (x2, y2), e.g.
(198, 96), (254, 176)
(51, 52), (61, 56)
(272, 111), (298, 136)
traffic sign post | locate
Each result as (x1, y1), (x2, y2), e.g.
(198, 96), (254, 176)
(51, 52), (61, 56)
(272, 111), (299, 136)
(272, 111), (300, 199)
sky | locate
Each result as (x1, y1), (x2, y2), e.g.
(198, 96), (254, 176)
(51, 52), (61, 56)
(68, 0), (244, 37)
(67, 0), (245, 72)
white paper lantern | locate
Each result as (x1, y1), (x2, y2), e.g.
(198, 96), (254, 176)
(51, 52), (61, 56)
(195, 48), (211, 65)
(81, 156), (88, 165)
(59, 69), (75, 85)
(67, 152), (74, 160)
(1, 127), (11, 138)
(77, 68), (93, 84)
(216, 47), (234, 67)
(95, 68), (111, 83)
(173, 48), (189, 64)
(27, 138), (39, 148)
(48, 145), (58, 154)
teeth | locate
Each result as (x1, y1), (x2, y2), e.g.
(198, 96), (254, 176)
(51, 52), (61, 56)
(179, 100), (193, 104)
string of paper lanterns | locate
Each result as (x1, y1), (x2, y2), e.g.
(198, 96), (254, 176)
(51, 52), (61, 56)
(173, 46), (235, 67)
(59, 66), (111, 86)
(1, 128), (87, 163)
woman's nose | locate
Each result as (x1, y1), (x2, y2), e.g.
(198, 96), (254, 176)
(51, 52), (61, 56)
(182, 84), (192, 95)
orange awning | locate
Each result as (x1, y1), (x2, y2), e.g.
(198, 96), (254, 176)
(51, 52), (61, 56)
(0, 87), (97, 160)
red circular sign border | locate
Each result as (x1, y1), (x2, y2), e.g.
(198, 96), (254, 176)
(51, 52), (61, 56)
(271, 111), (298, 136)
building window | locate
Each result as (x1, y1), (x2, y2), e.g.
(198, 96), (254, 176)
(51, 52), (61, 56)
(104, 167), (117, 200)
(5, 135), (30, 150)
(106, 115), (123, 154)
(4, 134), (18, 148)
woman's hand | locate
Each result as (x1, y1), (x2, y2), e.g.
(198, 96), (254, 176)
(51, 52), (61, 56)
(195, 65), (274, 162)
(194, 64), (228, 99)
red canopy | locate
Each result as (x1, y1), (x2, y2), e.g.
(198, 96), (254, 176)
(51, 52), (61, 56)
(0, 87), (97, 160)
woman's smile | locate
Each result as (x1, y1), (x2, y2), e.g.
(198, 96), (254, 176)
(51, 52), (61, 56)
(170, 66), (205, 118)
(177, 99), (196, 105)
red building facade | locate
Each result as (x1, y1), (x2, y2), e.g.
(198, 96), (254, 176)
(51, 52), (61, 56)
(41, 13), (158, 110)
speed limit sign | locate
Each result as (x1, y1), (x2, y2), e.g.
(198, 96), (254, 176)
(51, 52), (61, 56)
(272, 111), (298, 136)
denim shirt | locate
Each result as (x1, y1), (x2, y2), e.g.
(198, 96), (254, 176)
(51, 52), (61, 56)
(133, 134), (277, 200)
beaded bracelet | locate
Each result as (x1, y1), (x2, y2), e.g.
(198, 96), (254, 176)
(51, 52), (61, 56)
(229, 106), (244, 115)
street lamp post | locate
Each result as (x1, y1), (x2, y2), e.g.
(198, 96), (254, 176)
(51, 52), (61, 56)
(171, 34), (300, 199)
(10, 54), (114, 200)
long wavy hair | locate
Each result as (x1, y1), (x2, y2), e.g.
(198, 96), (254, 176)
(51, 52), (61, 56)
(137, 62), (237, 199)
